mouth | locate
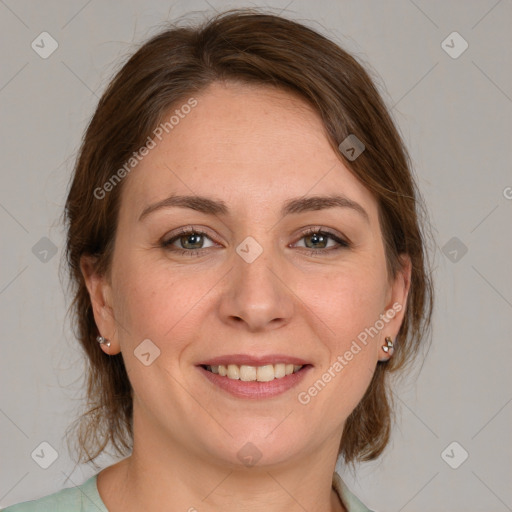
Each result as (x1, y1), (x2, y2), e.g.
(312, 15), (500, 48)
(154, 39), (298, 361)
(196, 356), (313, 399)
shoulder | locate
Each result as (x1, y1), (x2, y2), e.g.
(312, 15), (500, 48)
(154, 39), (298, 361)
(1, 475), (106, 512)
(1, 484), (81, 512)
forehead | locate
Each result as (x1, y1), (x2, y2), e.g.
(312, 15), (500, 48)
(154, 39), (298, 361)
(119, 81), (379, 224)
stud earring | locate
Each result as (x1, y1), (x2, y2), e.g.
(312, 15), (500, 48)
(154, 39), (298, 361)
(382, 336), (394, 356)
(96, 335), (111, 348)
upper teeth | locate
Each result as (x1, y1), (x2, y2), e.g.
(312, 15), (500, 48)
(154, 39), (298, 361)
(206, 364), (303, 382)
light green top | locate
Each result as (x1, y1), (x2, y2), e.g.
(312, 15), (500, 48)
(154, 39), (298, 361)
(2, 472), (373, 511)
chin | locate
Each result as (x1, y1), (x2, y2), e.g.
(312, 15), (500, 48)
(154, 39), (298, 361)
(202, 422), (307, 469)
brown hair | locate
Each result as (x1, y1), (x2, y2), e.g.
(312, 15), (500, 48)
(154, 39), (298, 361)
(62, 8), (434, 467)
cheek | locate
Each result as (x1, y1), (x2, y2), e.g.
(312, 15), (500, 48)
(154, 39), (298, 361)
(300, 268), (387, 414)
(111, 253), (213, 349)
(298, 261), (388, 349)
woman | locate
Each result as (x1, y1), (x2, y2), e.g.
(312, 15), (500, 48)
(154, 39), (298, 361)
(3, 8), (433, 512)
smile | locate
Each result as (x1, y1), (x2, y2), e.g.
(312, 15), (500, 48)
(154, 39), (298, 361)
(203, 363), (304, 382)
(198, 363), (312, 399)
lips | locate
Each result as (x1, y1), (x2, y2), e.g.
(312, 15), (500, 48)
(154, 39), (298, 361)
(195, 353), (312, 398)
(197, 363), (312, 399)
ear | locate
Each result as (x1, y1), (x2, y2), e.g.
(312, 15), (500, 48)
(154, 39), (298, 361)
(80, 254), (120, 355)
(379, 253), (412, 361)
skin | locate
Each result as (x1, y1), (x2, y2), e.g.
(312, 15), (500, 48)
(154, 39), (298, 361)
(81, 81), (411, 512)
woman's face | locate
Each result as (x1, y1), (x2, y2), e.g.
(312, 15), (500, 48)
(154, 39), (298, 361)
(84, 81), (410, 468)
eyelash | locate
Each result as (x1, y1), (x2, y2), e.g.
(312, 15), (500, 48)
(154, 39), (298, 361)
(161, 226), (350, 257)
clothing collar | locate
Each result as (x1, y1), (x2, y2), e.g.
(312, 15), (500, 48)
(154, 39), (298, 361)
(332, 472), (373, 512)
(84, 472), (372, 512)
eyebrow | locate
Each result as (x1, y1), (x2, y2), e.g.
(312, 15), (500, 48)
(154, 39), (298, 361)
(138, 194), (370, 224)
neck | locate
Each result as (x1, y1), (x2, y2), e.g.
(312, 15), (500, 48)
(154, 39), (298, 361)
(97, 411), (346, 512)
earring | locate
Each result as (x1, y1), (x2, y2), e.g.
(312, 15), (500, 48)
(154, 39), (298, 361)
(96, 335), (111, 348)
(382, 336), (394, 356)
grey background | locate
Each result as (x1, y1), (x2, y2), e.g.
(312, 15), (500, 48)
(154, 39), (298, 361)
(1, 1), (511, 511)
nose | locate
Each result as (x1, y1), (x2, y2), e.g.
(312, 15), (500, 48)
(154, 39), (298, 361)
(218, 239), (294, 332)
